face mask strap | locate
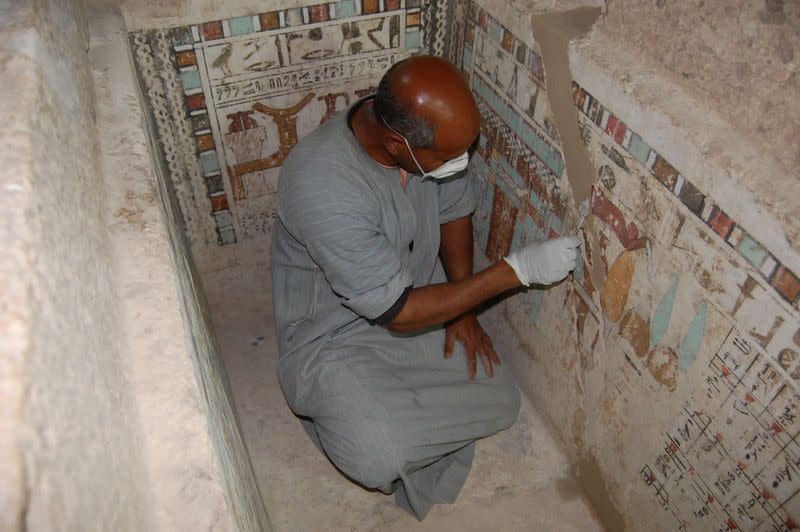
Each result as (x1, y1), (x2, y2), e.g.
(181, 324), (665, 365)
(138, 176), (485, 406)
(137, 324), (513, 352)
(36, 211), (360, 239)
(378, 112), (469, 179)
(378, 112), (428, 176)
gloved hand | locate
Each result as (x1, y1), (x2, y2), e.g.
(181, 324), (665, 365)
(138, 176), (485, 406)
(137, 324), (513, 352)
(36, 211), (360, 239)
(503, 235), (582, 286)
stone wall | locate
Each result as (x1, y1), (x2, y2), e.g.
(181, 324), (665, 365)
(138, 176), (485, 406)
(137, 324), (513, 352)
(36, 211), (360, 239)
(1, 1), (154, 529)
(451, 0), (800, 529)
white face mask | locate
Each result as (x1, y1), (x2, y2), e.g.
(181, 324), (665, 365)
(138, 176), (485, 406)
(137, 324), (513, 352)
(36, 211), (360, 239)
(381, 115), (470, 179)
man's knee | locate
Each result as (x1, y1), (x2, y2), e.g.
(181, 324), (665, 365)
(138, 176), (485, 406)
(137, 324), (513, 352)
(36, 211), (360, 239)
(504, 383), (521, 428)
(315, 416), (401, 490)
(494, 375), (521, 431)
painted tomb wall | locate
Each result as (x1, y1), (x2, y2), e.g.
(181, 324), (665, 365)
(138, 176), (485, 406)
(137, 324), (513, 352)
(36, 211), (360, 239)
(450, 0), (800, 530)
(130, 0), (453, 250)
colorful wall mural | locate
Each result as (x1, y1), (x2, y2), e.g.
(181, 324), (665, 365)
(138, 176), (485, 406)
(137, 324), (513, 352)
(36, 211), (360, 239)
(131, 0), (452, 246)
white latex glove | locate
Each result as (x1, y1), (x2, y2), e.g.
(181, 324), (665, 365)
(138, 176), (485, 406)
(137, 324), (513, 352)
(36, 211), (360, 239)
(503, 235), (582, 286)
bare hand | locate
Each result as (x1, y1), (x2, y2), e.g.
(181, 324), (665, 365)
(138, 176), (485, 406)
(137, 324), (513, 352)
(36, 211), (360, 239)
(444, 314), (501, 379)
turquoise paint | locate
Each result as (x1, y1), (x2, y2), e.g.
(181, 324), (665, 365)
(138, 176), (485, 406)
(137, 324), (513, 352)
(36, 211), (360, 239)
(511, 215), (529, 251)
(463, 46), (473, 70)
(472, 76), (565, 176)
(548, 210), (564, 234)
(678, 301), (707, 373)
(200, 151), (220, 174)
(519, 119), (565, 177)
(472, 152), (491, 175)
(213, 210), (232, 225)
(627, 133), (651, 166)
(651, 276), (679, 346)
(180, 70), (202, 91)
(529, 188), (542, 210)
(405, 30), (421, 49)
(335, 0), (357, 18)
(488, 19), (503, 42)
(736, 234), (768, 268)
(229, 16), (253, 36)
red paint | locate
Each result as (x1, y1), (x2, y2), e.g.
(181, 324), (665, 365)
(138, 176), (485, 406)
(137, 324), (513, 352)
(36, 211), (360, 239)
(772, 421), (783, 434)
(226, 111), (257, 133)
(726, 517), (738, 530)
(525, 202), (546, 230)
(786, 517), (798, 529)
(669, 442), (679, 453)
(259, 12), (280, 30)
(201, 21), (223, 41)
(210, 194), (229, 211)
(714, 432), (723, 442)
(613, 121), (627, 145)
(478, 9), (488, 30)
(385, 0), (401, 10)
(186, 93), (206, 111)
(721, 365), (731, 376)
(590, 186), (648, 251)
(744, 392), (756, 403)
(549, 228), (559, 239)
(709, 208), (734, 239)
(771, 266), (800, 304)
(651, 155), (679, 190)
(317, 92), (350, 124)
(707, 494), (715, 503)
(606, 113), (620, 137)
(762, 488), (774, 499)
(355, 86), (377, 98)
(309, 4), (329, 22)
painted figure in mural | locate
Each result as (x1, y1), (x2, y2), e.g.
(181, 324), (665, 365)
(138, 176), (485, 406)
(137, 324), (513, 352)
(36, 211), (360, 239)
(270, 55), (580, 520)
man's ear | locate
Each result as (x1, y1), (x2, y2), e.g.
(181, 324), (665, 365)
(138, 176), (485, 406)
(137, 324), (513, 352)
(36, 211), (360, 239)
(384, 135), (405, 157)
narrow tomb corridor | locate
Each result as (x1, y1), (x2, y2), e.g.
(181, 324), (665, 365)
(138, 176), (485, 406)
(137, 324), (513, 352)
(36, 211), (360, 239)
(4, 0), (798, 530)
(195, 240), (604, 530)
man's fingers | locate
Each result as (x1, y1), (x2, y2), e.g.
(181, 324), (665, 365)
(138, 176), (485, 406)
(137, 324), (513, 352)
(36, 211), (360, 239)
(485, 338), (501, 366)
(483, 333), (494, 347)
(467, 343), (477, 380)
(477, 347), (494, 378)
(444, 330), (455, 358)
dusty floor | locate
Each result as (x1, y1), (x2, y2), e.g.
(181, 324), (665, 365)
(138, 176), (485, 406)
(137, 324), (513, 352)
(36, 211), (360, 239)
(197, 241), (604, 531)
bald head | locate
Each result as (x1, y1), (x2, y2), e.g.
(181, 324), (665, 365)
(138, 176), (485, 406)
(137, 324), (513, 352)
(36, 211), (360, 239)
(374, 56), (481, 154)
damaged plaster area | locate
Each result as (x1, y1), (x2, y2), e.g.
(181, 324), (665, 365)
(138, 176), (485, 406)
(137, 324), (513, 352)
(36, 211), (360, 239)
(531, 7), (601, 209)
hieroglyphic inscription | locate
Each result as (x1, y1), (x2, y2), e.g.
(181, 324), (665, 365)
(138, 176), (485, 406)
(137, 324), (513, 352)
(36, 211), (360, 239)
(203, 13), (403, 82)
(643, 329), (800, 530)
(212, 52), (401, 106)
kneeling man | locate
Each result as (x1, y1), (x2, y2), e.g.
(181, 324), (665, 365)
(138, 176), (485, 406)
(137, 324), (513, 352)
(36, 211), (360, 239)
(271, 56), (580, 519)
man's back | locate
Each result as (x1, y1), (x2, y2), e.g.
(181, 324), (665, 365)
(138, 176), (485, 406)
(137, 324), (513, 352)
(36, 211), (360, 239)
(271, 104), (470, 361)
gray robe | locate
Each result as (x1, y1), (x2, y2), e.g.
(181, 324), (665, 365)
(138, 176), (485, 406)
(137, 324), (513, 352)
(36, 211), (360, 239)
(271, 106), (519, 520)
